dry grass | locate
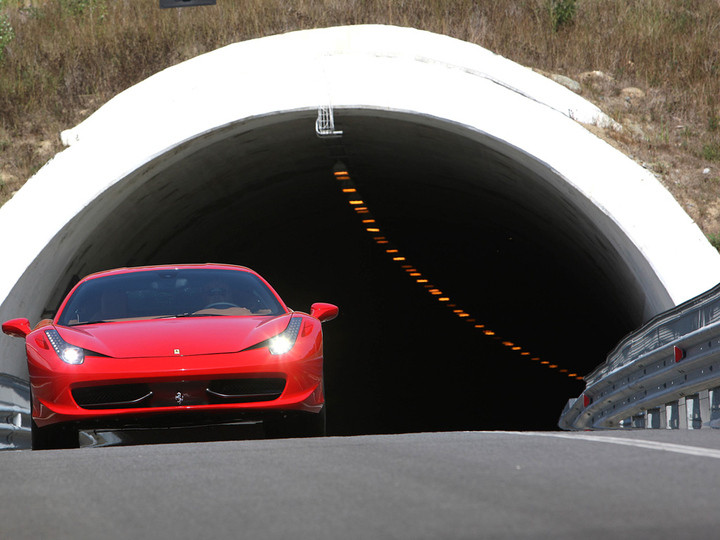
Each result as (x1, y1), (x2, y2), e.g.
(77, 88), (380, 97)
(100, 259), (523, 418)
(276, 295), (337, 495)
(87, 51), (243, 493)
(1, 0), (719, 237)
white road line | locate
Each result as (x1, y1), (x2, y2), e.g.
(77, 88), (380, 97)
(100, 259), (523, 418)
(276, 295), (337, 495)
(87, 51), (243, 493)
(507, 431), (720, 460)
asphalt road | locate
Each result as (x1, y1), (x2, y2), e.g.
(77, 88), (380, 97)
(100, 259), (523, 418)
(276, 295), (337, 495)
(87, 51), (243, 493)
(2, 430), (720, 539)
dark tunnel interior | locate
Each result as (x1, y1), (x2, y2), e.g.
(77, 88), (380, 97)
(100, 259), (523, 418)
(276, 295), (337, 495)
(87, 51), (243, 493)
(59, 111), (646, 434)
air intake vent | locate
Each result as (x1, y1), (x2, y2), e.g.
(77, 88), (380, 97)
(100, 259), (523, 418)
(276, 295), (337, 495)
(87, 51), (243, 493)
(207, 378), (285, 403)
(72, 384), (152, 409)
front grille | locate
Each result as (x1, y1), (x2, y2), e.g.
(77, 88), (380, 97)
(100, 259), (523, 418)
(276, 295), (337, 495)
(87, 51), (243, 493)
(72, 378), (285, 410)
(72, 384), (152, 409)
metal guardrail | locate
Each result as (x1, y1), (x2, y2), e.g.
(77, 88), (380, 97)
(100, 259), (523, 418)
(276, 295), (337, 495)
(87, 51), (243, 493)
(560, 281), (720, 430)
(0, 373), (31, 450)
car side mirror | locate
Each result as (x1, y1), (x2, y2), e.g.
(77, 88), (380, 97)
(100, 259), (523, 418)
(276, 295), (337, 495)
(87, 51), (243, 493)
(310, 303), (339, 323)
(2, 318), (32, 339)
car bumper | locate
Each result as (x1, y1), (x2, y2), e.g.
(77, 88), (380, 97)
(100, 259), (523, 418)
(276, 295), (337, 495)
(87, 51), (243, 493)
(29, 346), (324, 429)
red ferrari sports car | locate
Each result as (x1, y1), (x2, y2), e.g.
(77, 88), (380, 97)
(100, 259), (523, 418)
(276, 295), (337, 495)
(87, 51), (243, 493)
(2, 264), (338, 449)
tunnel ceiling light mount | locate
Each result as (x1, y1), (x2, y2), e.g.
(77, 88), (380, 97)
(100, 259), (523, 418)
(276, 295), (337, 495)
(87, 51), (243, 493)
(316, 106), (343, 138)
(317, 120), (582, 382)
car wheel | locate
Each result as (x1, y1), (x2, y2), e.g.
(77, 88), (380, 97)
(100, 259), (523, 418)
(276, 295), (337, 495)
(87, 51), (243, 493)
(31, 418), (79, 450)
(29, 387), (79, 450)
(265, 406), (326, 439)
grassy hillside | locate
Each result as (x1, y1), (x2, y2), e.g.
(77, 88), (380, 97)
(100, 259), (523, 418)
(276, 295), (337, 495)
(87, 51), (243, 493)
(1, 0), (719, 241)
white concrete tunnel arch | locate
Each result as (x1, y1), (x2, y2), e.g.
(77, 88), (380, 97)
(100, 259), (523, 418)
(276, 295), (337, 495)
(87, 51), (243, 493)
(1, 24), (719, 380)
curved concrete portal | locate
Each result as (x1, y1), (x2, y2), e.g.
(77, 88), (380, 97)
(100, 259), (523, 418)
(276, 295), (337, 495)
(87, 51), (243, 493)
(1, 25), (719, 430)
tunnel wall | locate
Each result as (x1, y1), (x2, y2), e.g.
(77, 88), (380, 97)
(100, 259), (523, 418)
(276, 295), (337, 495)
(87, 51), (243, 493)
(1, 25), (720, 380)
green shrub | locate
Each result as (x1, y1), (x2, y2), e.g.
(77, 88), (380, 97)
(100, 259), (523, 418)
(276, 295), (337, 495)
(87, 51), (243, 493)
(60, 0), (106, 17)
(710, 115), (719, 133)
(549, 0), (577, 32)
(708, 233), (720, 251)
(0, 1), (14, 63)
(703, 143), (720, 162)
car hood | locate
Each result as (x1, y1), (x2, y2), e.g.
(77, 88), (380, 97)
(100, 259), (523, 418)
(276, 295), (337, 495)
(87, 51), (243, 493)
(56, 314), (292, 358)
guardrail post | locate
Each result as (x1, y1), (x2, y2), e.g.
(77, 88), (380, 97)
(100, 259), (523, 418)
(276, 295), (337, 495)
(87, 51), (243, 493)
(631, 412), (646, 428)
(646, 408), (661, 429)
(666, 401), (679, 429)
(686, 394), (702, 429)
(710, 387), (720, 428)
(699, 389), (711, 428)
(679, 398), (688, 428)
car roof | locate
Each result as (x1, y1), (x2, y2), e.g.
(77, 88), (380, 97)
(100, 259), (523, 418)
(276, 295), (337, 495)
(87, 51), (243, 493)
(80, 263), (256, 281)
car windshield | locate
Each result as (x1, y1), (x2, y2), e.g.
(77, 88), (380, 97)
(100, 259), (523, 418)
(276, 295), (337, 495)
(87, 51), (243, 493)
(56, 268), (285, 326)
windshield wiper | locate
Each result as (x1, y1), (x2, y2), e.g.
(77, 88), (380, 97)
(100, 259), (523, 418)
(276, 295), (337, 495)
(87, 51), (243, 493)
(69, 319), (111, 326)
(157, 312), (223, 319)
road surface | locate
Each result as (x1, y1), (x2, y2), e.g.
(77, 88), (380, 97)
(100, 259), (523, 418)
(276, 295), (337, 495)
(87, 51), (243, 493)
(2, 430), (720, 539)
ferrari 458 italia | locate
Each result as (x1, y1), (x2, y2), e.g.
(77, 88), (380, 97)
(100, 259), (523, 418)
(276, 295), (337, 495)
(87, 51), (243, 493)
(2, 264), (338, 449)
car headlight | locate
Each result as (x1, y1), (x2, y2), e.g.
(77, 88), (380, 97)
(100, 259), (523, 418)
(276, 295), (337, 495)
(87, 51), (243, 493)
(268, 317), (302, 355)
(45, 329), (85, 365)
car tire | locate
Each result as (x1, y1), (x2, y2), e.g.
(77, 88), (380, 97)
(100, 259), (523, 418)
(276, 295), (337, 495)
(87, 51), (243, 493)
(265, 406), (326, 439)
(29, 387), (79, 450)
(31, 418), (79, 450)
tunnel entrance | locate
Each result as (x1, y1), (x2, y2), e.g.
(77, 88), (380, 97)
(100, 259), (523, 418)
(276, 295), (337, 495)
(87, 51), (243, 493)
(41, 110), (643, 433)
(4, 25), (719, 436)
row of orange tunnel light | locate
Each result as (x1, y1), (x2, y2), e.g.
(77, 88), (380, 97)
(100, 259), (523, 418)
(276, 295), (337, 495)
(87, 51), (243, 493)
(332, 166), (583, 381)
